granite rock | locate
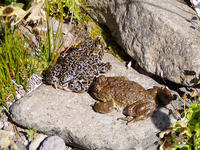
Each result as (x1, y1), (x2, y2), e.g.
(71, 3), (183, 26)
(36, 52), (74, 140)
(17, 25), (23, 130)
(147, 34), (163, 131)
(9, 53), (177, 150)
(86, 0), (200, 86)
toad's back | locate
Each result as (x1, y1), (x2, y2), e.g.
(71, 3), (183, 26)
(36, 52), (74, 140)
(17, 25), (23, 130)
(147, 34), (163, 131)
(91, 75), (172, 123)
(92, 76), (155, 107)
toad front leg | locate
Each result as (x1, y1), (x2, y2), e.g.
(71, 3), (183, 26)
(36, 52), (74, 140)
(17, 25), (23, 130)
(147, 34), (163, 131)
(118, 100), (156, 124)
(93, 100), (115, 114)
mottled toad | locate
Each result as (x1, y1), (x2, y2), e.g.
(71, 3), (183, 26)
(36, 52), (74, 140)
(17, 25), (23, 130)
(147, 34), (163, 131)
(43, 38), (111, 92)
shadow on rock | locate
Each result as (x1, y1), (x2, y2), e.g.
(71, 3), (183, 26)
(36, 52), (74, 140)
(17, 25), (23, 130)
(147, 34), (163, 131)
(150, 107), (171, 131)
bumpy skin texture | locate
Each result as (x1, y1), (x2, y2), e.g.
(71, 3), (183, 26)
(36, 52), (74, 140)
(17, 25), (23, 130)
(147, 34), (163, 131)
(43, 38), (111, 92)
(91, 75), (172, 124)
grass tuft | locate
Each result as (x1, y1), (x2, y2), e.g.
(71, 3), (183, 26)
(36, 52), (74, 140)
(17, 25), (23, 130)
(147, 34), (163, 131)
(0, 22), (35, 107)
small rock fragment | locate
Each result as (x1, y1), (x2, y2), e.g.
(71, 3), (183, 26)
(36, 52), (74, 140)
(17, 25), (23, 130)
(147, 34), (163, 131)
(0, 130), (18, 150)
(38, 136), (66, 150)
(190, 0), (200, 17)
(29, 134), (47, 150)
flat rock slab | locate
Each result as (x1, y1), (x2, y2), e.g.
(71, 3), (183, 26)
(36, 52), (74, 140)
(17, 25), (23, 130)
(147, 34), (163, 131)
(87, 0), (200, 86)
(9, 54), (175, 150)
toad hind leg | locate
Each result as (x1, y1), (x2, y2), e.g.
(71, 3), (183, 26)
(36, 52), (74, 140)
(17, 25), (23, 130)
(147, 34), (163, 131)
(118, 101), (156, 124)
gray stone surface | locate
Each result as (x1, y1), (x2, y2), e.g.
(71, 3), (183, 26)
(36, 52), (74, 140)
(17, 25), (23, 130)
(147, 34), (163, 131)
(87, 0), (200, 86)
(9, 53), (176, 150)
(29, 134), (47, 150)
(38, 136), (66, 150)
(0, 130), (26, 150)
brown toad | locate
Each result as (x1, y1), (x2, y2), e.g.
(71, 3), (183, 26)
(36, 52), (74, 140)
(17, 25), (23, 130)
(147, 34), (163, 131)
(91, 75), (172, 124)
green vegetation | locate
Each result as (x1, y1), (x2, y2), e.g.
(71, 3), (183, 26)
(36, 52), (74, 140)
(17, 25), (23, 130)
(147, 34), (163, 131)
(48, 0), (84, 21)
(43, 0), (64, 67)
(0, 24), (36, 108)
(1, 0), (26, 9)
(25, 128), (37, 141)
(170, 102), (200, 150)
(0, 0), (65, 109)
(161, 99), (200, 150)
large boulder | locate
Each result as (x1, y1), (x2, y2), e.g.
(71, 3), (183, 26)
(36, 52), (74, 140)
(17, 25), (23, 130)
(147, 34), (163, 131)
(86, 0), (200, 86)
(9, 53), (177, 150)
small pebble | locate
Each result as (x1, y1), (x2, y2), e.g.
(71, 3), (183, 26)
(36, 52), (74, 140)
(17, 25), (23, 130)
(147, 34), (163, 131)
(38, 136), (66, 150)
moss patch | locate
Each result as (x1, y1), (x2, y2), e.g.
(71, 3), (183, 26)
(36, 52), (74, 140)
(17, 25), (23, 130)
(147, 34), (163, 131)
(77, 14), (127, 62)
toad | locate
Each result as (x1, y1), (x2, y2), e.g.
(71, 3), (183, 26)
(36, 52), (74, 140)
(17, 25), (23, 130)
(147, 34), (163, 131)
(43, 38), (111, 92)
(91, 75), (173, 124)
